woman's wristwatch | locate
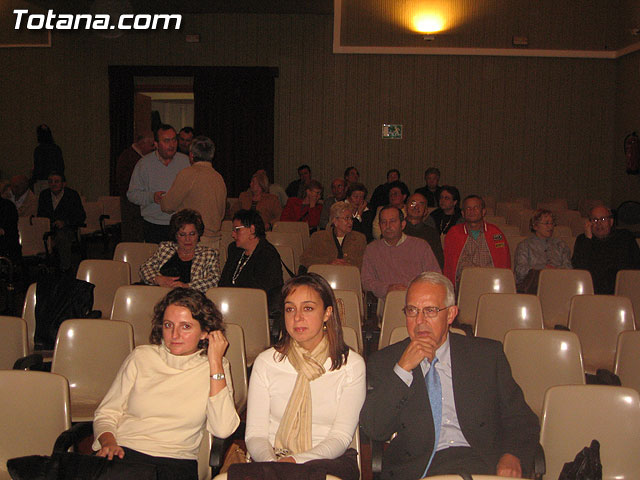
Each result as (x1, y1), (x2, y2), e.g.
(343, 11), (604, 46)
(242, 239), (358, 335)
(210, 373), (225, 380)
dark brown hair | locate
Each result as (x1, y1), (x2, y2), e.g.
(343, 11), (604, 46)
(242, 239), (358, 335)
(274, 273), (349, 370)
(169, 209), (205, 240)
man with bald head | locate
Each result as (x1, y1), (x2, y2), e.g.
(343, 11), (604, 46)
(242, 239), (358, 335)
(7, 175), (37, 217)
(572, 205), (640, 294)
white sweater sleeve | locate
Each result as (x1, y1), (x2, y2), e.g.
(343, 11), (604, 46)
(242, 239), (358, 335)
(206, 358), (241, 439)
(245, 353), (279, 462)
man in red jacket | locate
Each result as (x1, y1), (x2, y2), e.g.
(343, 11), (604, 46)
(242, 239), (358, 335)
(443, 195), (510, 289)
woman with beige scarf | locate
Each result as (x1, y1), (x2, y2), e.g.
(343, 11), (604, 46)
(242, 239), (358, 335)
(231, 273), (366, 480)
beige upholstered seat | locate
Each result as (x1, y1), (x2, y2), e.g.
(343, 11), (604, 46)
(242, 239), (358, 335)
(273, 244), (295, 280)
(505, 235), (526, 266)
(568, 294), (636, 373)
(499, 224), (521, 237)
(334, 288), (363, 353)
(51, 319), (134, 421)
(615, 270), (640, 326)
(378, 290), (407, 349)
(223, 323), (248, 412)
(540, 385), (640, 479)
(205, 287), (270, 366)
(272, 221), (311, 249)
(474, 293), (543, 342)
(503, 330), (584, 418)
(308, 264), (364, 316)
(342, 325), (359, 353)
(21, 282), (50, 357)
(17, 216), (50, 257)
(79, 201), (103, 236)
(0, 316), (28, 370)
(389, 325), (466, 346)
(110, 285), (172, 346)
(457, 267), (516, 326)
(98, 195), (121, 226)
(112, 242), (158, 284)
(615, 330), (640, 394)
(537, 269), (593, 329)
(218, 230), (234, 267)
(0, 370), (71, 478)
(76, 259), (131, 317)
(221, 220), (233, 232)
(552, 225), (573, 237)
(266, 231), (304, 270)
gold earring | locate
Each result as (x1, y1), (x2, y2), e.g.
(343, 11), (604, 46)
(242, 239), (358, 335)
(323, 322), (327, 331)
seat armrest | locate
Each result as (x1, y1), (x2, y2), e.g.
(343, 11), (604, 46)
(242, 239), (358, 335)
(13, 353), (44, 370)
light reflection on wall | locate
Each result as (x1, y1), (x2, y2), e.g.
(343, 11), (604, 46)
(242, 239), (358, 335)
(412, 12), (445, 33)
(406, 0), (466, 34)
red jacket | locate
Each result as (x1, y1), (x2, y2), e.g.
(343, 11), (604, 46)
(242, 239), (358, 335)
(443, 222), (511, 283)
(280, 197), (322, 229)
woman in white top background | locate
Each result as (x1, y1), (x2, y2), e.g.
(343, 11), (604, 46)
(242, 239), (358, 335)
(93, 288), (240, 480)
(231, 273), (366, 480)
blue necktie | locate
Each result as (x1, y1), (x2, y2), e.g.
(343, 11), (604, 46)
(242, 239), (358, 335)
(424, 357), (442, 475)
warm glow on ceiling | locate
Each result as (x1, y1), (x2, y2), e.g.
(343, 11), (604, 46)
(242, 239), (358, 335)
(412, 13), (446, 33)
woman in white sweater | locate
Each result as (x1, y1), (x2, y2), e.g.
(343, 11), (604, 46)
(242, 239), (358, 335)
(93, 288), (240, 479)
(230, 273), (366, 480)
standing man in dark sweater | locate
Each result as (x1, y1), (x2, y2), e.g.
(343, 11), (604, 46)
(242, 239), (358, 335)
(572, 205), (640, 294)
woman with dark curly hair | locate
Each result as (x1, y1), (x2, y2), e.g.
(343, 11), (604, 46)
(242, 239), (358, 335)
(139, 209), (220, 292)
(230, 273), (365, 480)
(93, 287), (239, 479)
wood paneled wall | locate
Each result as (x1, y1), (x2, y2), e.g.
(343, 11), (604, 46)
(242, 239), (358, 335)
(0, 12), (623, 208)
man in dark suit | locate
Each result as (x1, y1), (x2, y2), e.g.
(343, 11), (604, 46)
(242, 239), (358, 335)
(37, 172), (86, 271)
(360, 272), (539, 479)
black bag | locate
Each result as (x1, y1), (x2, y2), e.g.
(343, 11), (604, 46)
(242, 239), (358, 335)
(558, 439), (602, 480)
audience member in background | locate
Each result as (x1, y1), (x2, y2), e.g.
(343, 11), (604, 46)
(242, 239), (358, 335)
(128, 124), (190, 243)
(301, 201), (367, 270)
(281, 180), (324, 233)
(514, 209), (572, 293)
(404, 193), (444, 269)
(427, 185), (463, 235)
(140, 209), (220, 293)
(232, 170), (282, 230)
(415, 167), (442, 208)
(93, 288), (239, 479)
(115, 132), (155, 242)
(6, 174), (37, 217)
(37, 172), (86, 272)
(256, 169), (289, 208)
(362, 206), (441, 300)
(444, 195), (510, 290)
(32, 124), (64, 198)
(369, 169), (404, 213)
(319, 178), (347, 230)
(371, 180), (410, 240)
(233, 273), (365, 480)
(344, 166), (360, 187)
(177, 126), (195, 155)
(345, 182), (374, 242)
(286, 164), (312, 199)
(0, 197), (21, 264)
(572, 205), (640, 294)
(161, 135), (227, 248)
(219, 209), (284, 319)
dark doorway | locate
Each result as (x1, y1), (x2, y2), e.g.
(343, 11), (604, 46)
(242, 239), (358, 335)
(109, 66), (278, 197)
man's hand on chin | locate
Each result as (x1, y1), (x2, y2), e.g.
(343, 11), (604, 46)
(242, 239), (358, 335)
(496, 453), (522, 478)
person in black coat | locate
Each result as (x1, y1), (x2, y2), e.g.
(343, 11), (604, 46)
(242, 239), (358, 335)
(0, 198), (21, 263)
(219, 209), (284, 324)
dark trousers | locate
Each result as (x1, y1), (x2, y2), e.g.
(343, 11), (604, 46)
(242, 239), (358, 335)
(113, 447), (198, 480)
(426, 447), (494, 477)
(143, 220), (171, 244)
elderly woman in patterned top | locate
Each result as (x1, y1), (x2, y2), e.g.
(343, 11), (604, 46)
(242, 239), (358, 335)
(140, 209), (220, 293)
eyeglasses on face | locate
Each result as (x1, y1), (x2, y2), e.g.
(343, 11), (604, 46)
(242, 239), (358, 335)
(177, 231), (197, 238)
(232, 226), (247, 233)
(589, 216), (612, 224)
(403, 305), (452, 318)
(409, 201), (426, 207)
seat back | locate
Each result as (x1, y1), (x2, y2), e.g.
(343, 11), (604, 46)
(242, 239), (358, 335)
(341, 326), (359, 353)
(272, 221), (311, 249)
(110, 285), (172, 346)
(0, 371), (71, 475)
(113, 242), (158, 284)
(0, 316), (28, 369)
(79, 201), (103, 235)
(389, 325), (408, 345)
(18, 216), (50, 256)
(197, 431), (213, 480)
(379, 290), (407, 349)
(503, 330), (584, 418)
(274, 244), (295, 281)
(77, 259), (131, 316)
(220, 220), (233, 232)
(505, 235), (526, 266)
(334, 289), (363, 353)
(474, 293), (543, 342)
(22, 282), (37, 353)
(98, 196), (122, 225)
(568, 295), (636, 373)
(615, 331), (640, 394)
(537, 269), (593, 329)
(615, 270), (640, 326)
(499, 224), (521, 237)
(552, 225), (573, 237)
(540, 385), (640, 479)
(218, 230), (234, 268)
(308, 264), (364, 315)
(52, 319), (134, 421)
(205, 287), (270, 366)
(457, 268), (516, 326)
(266, 231), (304, 270)
(224, 323), (248, 412)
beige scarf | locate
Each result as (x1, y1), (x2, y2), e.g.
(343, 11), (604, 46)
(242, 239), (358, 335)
(273, 335), (330, 457)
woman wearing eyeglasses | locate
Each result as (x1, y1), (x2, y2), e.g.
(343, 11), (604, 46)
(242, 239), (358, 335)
(514, 208), (572, 293)
(219, 209), (284, 319)
(140, 209), (220, 293)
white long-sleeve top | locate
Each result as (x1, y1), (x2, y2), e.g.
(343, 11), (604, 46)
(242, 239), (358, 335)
(92, 344), (240, 460)
(245, 347), (366, 464)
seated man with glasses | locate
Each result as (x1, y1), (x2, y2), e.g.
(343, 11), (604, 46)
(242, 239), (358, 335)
(360, 272), (539, 479)
(572, 205), (640, 294)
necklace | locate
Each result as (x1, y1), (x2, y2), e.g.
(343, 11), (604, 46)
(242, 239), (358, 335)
(232, 251), (253, 284)
(439, 214), (454, 234)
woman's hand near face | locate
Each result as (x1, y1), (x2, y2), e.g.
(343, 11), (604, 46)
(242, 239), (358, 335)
(96, 432), (125, 460)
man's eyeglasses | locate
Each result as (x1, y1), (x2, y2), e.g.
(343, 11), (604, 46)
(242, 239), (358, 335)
(232, 226), (247, 232)
(409, 201), (426, 207)
(403, 305), (452, 318)
(589, 216), (612, 224)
